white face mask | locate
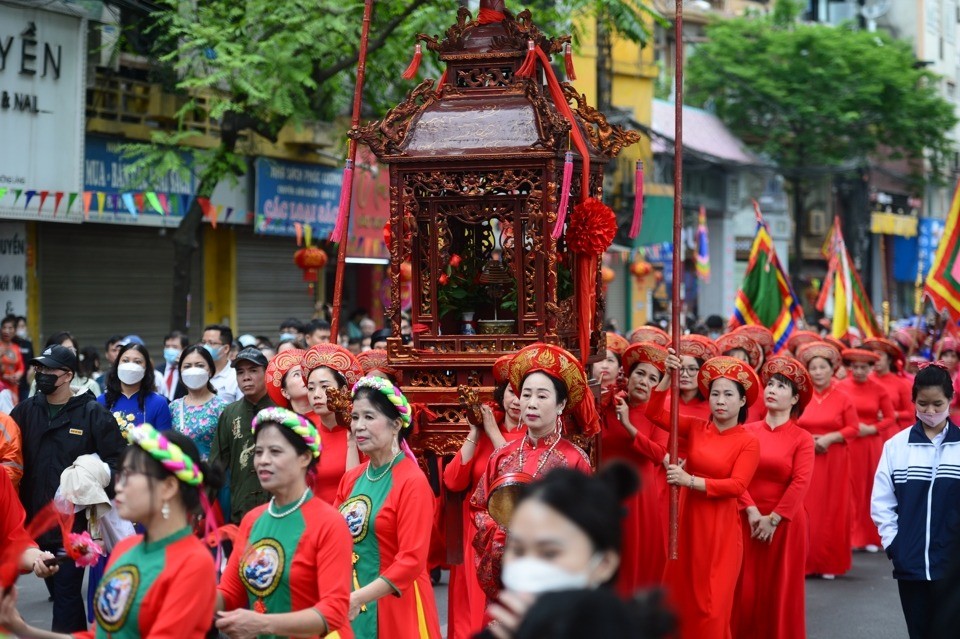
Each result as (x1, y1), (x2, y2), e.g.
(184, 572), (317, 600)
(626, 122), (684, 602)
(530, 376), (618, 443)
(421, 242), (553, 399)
(500, 555), (600, 594)
(917, 408), (950, 428)
(15, 328), (27, 340)
(181, 368), (210, 390)
(117, 362), (146, 385)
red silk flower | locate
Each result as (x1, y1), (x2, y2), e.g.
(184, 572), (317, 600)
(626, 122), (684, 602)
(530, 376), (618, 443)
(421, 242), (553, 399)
(566, 198), (617, 255)
(66, 531), (105, 567)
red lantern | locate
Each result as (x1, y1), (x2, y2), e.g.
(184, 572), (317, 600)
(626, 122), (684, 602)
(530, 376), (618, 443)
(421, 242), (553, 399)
(294, 247), (328, 282)
(601, 266), (615, 284)
(630, 259), (653, 279)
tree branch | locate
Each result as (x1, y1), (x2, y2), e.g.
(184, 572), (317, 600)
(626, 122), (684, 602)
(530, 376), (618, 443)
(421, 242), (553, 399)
(313, 0), (429, 87)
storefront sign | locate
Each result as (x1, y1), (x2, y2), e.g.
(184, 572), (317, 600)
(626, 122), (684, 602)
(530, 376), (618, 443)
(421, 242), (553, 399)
(0, 2), (85, 221)
(0, 222), (27, 316)
(254, 158), (340, 237)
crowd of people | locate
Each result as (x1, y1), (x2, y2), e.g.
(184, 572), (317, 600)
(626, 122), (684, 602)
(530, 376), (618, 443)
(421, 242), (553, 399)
(0, 310), (959, 638)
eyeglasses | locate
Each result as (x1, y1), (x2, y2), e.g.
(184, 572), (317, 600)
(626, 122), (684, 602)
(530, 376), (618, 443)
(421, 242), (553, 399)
(679, 366), (700, 376)
(200, 341), (224, 347)
(115, 467), (162, 487)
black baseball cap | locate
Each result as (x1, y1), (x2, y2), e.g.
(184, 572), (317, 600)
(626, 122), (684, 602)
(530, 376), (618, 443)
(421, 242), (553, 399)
(232, 347), (268, 368)
(31, 345), (79, 372)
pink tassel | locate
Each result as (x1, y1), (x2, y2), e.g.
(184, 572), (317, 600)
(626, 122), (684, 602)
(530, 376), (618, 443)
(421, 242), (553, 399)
(564, 43), (577, 80)
(552, 151), (574, 240)
(401, 43), (422, 81)
(515, 40), (537, 78)
(330, 160), (353, 243)
(629, 160), (644, 239)
(400, 439), (417, 464)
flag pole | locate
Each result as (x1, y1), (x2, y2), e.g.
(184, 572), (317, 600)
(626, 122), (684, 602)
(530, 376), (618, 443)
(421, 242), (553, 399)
(668, 0), (684, 561)
(330, 0), (374, 341)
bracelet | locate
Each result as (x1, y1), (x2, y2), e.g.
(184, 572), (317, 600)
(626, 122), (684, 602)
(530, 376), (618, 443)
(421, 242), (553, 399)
(465, 437), (478, 445)
(688, 475), (695, 489)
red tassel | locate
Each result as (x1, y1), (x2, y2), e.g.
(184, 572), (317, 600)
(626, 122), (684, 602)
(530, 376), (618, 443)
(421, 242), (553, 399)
(515, 40), (537, 78)
(552, 151), (574, 240)
(401, 43), (422, 81)
(629, 161), (644, 239)
(330, 160), (354, 243)
(564, 43), (577, 80)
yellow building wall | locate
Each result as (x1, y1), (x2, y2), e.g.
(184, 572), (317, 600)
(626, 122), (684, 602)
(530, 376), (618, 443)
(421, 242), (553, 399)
(203, 226), (237, 331)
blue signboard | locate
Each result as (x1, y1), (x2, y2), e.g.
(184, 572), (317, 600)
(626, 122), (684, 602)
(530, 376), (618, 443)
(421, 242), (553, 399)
(84, 136), (195, 218)
(254, 158), (341, 237)
(918, 217), (946, 278)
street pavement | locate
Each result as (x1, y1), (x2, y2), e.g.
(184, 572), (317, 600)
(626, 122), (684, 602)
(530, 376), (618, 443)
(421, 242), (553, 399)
(14, 552), (902, 638)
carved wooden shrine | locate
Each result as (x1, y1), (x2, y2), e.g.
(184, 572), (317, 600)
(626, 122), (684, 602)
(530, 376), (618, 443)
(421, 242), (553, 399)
(351, 2), (638, 556)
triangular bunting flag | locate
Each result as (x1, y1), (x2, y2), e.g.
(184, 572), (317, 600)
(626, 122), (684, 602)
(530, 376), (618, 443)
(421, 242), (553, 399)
(133, 192), (145, 214)
(157, 193), (169, 216)
(13, 189), (22, 205)
(0, 187), (7, 202)
(82, 192), (92, 220)
(66, 192), (78, 216)
(294, 222), (303, 246)
(109, 193), (119, 214)
(225, 207), (233, 221)
(180, 194), (191, 217)
(145, 192), (164, 215)
(121, 193), (138, 218)
(53, 192), (64, 217)
(97, 192), (106, 217)
(197, 197), (215, 228)
(304, 224), (313, 247)
(24, 190), (36, 210)
(37, 191), (49, 215)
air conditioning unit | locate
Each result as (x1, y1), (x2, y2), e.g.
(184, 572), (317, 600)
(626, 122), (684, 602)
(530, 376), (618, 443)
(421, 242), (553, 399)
(808, 209), (827, 235)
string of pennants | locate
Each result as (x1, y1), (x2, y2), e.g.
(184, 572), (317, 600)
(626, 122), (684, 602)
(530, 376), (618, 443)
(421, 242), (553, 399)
(0, 187), (241, 228)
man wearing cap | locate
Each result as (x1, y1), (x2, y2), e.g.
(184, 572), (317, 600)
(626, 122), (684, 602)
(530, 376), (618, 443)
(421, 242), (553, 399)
(210, 347), (274, 524)
(11, 344), (127, 632)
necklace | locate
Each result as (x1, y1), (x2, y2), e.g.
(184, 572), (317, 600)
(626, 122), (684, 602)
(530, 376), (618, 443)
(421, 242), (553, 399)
(268, 488), (311, 518)
(365, 451), (402, 482)
(517, 430), (561, 479)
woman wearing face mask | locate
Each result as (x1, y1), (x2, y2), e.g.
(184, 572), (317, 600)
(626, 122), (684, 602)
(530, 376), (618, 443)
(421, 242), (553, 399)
(0, 424), (222, 639)
(646, 353), (761, 639)
(469, 343), (596, 603)
(477, 463), (640, 639)
(606, 343), (669, 594)
(794, 342), (859, 578)
(169, 346), (226, 461)
(98, 343), (172, 435)
(732, 356), (815, 639)
(872, 362), (960, 639)
(838, 348), (896, 552)
(302, 344), (365, 504)
(336, 376), (442, 639)
(444, 355), (526, 639)
(216, 407), (354, 639)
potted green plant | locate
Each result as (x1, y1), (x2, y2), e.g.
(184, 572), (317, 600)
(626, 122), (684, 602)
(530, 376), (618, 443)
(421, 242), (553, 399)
(437, 252), (485, 323)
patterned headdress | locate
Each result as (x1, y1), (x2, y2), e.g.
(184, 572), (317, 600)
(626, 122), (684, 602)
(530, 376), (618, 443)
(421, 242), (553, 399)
(351, 375), (412, 428)
(603, 333), (630, 358)
(795, 341), (842, 371)
(935, 337), (959, 358)
(732, 325), (775, 355)
(680, 335), (720, 361)
(628, 326), (670, 347)
(697, 356), (762, 407)
(760, 355), (813, 411)
(301, 344), (364, 386)
(622, 343), (668, 375)
(126, 423), (203, 486)
(715, 333), (763, 369)
(492, 354), (514, 386)
(862, 337), (905, 364)
(841, 348), (879, 366)
(265, 349), (305, 409)
(509, 343), (599, 437)
(356, 349), (400, 381)
(251, 407), (321, 459)
(785, 330), (821, 355)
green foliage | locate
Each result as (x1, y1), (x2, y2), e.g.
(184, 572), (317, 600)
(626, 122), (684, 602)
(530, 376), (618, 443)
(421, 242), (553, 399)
(685, 0), (957, 184)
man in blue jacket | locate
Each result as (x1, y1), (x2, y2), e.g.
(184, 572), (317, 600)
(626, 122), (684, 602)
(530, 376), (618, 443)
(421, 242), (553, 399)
(872, 363), (960, 639)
